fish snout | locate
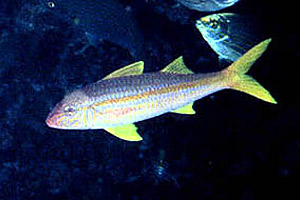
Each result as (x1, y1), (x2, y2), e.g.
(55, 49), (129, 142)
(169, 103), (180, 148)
(46, 112), (56, 128)
(46, 108), (63, 128)
(195, 19), (203, 26)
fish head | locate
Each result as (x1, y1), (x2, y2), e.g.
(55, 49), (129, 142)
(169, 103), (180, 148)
(46, 90), (92, 129)
(196, 13), (233, 43)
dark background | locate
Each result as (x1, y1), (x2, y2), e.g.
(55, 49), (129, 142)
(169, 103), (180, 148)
(0, 0), (299, 199)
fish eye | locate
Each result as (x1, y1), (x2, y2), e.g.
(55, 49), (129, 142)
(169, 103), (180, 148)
(47, 1), (55, 8)
(64, 105), (75, 113)
(209, 20), (219, 29)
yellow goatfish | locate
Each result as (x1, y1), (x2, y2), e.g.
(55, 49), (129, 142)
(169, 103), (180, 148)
(46, 39), (277, 141)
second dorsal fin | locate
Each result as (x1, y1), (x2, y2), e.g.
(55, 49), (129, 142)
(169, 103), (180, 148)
(160, 56), (194, 74)
(102, 61), (144, 80)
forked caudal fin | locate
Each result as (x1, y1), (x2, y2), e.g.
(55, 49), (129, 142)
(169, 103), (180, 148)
(222, 38), (277, 104)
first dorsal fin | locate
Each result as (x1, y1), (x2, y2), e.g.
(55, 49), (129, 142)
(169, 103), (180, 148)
(160, 56), (194, 74)
(102, 61), (144, 80)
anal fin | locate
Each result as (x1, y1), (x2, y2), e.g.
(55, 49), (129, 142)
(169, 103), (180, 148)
(105, 124), (143, 141)
(170, 102), (196, 115)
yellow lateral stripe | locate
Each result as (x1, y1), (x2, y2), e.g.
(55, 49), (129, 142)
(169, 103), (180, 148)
(91, 81), (200, 108)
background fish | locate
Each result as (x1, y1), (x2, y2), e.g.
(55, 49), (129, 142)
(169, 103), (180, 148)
(176, 0), (240, 12)
(196, 13), (265, 62)
(46, 39), (276, 141)
(40, 0), (144, 58)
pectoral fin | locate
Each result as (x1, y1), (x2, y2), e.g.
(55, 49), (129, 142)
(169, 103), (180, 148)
(170, 102), (196, 115)
(105, 124), (143, 141)
(102, 61), (144, 80)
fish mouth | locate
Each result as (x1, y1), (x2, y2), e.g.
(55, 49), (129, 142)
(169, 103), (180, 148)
(46, 114), (67, 129)
(195, 20), (207, 34)
(45, 113), (58, 128)
(45, 109), (77, 130)
(45, 107), (63, 129)
(46, 102), (65, 128)
(195, 19), (204, 27)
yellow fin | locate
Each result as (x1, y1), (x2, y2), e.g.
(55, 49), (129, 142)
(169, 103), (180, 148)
(160, 56), (194, 74)
(224, 39), (277, 104)
(170, 102), (196, 115)
(230, 75), (277, 104)
(102, 61), (144, 80)
(105, 124), (143, 141)
(226, 38), (272, 75)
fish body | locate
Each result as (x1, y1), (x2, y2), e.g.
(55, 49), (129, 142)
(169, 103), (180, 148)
(196, 13), (263, 62)
(61, 73), (223, 129)
(176, 0), (240, 12)
(46, 39), (276, 141)
(41, 0), (144, 57)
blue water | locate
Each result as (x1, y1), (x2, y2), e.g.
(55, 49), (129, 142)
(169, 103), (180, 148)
(0, 0), (298, 199)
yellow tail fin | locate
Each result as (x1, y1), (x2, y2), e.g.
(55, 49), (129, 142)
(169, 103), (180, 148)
(223, 39), (277, 104)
